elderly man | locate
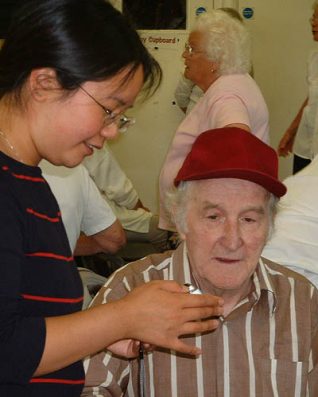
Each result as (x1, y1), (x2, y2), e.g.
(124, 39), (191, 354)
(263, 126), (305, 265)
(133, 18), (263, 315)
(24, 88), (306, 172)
(82, 128), (318, 397)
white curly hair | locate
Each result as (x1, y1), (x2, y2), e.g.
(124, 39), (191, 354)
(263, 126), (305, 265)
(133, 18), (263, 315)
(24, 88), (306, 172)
(193, 9), (251, 75)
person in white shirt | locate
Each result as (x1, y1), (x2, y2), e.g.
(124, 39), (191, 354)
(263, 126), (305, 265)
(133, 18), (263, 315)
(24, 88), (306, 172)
(262, 154), (318, 287)
(83, 144), (169, 258)
(277, 0), (318, 173)
(40, 160), (126, 307)
(40, 160), (125, 255)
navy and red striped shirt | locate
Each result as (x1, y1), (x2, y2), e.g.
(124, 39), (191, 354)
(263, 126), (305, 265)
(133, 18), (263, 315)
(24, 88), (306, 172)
(0, 152), (84, 396)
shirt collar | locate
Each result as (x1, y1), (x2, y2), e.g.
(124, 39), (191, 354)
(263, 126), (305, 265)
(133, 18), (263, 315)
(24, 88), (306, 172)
(254, 258), (278, 314)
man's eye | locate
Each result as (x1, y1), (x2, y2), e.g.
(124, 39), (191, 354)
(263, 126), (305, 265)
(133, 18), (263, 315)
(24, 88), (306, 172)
(242, 217), (256, 223)
(207, 214), (218, 221)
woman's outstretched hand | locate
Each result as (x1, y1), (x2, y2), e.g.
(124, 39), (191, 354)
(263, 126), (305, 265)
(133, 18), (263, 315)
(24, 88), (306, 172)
(108, 280), (223, 357)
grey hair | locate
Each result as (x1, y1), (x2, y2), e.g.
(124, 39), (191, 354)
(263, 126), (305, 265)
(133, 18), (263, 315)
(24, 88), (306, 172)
(266, 194), (278, 242)
(165, 181), (191, 234)
(193, 10), (251, 75)
(165, 180), (279, 239)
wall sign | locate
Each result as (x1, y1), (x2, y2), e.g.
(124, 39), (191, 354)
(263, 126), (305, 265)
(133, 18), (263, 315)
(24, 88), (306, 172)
(195, 7), (207, 16)
(242, 7), (254, 19)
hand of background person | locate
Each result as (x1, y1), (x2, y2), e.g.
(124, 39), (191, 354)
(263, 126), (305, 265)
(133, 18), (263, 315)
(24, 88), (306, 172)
(107, 339), (153, 358)
(113, 280), (223, 356)
(277, 128), (297, 157)
(133, 198), (150, 212)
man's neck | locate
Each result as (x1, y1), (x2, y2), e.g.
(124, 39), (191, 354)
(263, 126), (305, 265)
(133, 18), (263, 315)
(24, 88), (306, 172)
(192, 274), (253, 318)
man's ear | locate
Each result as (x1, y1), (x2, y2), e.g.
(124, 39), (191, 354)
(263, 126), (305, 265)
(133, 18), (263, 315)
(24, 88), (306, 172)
(28, 68), (62, 101)
(170, 204), (187, 241)
(173, 216), (186, 241)
(178, 231), (186, 241)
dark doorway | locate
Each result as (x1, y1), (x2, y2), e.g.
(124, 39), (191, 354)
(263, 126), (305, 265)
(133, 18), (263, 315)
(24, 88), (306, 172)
(123, 0), (186, 30)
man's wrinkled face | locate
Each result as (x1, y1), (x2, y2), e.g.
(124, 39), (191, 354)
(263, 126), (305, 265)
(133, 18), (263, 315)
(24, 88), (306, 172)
(180, 178), (271, 295)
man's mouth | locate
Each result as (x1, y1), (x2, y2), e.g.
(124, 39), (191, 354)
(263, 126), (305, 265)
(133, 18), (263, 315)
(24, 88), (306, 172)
(215, 257), (241, 264)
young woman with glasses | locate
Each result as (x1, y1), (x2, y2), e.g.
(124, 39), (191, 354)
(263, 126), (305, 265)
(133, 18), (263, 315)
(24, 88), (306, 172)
(0, 1), (222, 395)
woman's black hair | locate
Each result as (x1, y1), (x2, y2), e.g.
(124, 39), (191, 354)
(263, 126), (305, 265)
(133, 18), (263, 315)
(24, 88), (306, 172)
(0, 0), (161, 100)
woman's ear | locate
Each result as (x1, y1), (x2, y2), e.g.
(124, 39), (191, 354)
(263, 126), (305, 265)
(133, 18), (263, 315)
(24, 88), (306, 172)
(28, 68), (62, 101)
(210, 61), (219, 74)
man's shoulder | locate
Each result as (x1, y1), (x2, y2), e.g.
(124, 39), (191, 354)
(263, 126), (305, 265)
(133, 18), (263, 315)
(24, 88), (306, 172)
(114, 250), (173, 283)
(92, 251), (174, 304)
(261, 256), (317, 290)
(261, 258), (318, 332)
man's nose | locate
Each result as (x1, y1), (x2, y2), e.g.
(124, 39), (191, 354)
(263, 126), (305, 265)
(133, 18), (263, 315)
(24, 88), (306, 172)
(220, 221), (243, 251)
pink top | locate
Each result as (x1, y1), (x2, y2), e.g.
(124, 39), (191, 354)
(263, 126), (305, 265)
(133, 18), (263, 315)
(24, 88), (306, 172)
(159, 73), (270, 230)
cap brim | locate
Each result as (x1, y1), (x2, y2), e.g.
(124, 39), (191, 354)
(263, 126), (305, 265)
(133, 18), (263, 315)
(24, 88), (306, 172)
(175, 168), (287, 197)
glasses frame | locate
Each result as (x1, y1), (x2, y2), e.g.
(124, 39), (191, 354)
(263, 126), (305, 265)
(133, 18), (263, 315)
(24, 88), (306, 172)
(184, 42), (205, 56)
(78, 85), (135, 133)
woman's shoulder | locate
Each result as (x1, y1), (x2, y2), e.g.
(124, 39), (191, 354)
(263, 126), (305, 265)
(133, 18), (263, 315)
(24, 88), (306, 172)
(215, 74), (265, 101)
(204, 74), (254, 99)
(218, 73), (255, 86)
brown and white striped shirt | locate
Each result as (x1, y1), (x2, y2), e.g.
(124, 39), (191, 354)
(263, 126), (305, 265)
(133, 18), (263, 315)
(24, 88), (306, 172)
(82, 243), (318, 397)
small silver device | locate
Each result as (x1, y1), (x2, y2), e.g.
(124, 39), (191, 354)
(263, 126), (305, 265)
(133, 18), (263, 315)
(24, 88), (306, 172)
(184, 283), (202, 295)
(184, 283), (224, 322)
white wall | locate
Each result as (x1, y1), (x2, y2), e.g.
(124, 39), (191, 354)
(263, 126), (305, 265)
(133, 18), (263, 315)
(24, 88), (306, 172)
(109, 30), (188, 213)
(109, 0), (317, 211)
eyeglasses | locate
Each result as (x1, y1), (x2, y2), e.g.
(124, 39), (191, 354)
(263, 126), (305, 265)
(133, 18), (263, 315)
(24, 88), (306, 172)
(78, 85), (135, 133)
(184, 42), (205, 55)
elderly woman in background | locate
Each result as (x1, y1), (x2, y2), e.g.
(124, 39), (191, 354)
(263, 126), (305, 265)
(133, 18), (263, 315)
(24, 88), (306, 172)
(174, 7), (245, 115)
(159, 9), (269, 230)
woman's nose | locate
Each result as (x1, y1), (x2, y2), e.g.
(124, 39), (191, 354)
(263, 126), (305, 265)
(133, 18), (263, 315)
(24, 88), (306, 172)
(100, 122), (119, 140)
(182, 50), (190, 59)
